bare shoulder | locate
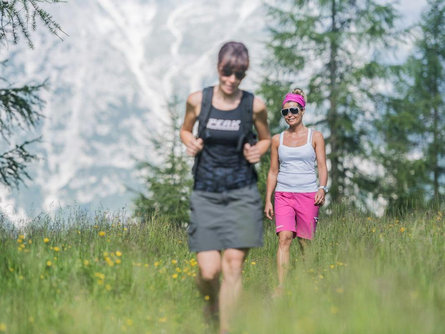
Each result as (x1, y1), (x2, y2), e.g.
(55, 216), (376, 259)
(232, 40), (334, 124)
(252, 95), (267, 114)
(312, 130), (325, 148)
(312, 129), (324, 140)
(271, 133), (280, 147)
(186, 90), (203, 115)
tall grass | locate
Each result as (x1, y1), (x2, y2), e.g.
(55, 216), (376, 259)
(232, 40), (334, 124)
(0, 207), (444, 333)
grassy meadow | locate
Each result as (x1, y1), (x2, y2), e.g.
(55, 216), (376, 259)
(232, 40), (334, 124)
(0, 207), (444, 334)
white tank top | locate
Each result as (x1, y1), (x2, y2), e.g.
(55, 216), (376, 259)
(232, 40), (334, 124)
(275, 128), (318, 193)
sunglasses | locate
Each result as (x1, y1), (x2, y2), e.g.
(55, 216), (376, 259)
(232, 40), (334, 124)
(281, 107), (302, 117)
(221, 68), (246, 80)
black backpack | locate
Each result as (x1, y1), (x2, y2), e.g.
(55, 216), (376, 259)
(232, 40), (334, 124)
(192, 86), (256, 179)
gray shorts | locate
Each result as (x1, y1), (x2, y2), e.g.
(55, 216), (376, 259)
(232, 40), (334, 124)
(188, 184), (263, 252)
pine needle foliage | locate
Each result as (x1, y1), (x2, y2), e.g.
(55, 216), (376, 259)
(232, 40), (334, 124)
(258, 0), (400, 206)
(133, 99), (193, 226)
(0, 0), (63, 188)
(0, 0), (64, 48)
(374, 0), (445, 212)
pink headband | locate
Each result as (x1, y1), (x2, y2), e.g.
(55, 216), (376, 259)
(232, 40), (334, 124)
(282, 93), (306, 108)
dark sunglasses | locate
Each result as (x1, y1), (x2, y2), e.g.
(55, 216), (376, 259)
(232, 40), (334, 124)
(281, 107), (301, 117)
(221, 68), (246, 80)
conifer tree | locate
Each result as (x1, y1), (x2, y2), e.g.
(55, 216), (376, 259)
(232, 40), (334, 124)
(258, 0), (399, 204)
(133, 99), (193, 225)
(375, 0), (444, 211)
(0, 0), (63, 188)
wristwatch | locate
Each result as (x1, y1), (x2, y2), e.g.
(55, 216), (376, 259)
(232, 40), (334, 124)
(318, 186), (329, 193)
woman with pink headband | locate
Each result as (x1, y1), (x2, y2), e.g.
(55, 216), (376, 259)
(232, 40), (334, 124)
(264, 88), (328, 294)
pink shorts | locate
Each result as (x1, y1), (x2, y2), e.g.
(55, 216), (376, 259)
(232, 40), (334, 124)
(274, 191), (319, 240)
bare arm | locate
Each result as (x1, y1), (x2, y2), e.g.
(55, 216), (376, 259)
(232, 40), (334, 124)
(264, 134), (280, 219)
(313, 131), (328, 206)
(180, 91), (204, 156)
(243, 96), (271, 163)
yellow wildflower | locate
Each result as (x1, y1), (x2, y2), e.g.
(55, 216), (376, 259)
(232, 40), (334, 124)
(204, 295), (210, 301)
(94, 272), (105, 280)
(251, 261), (256, 265)
(115, 259), (121, 264)
(99, 231), (106, 237)
(171, 259), (177, 264)
(105, 257), (114, 267)
(115, 251), (122, 257)
(172, 273), (178, 279)
(44, 238), (50, 243)
(400, 227), (406, 233)
(105, 284), (112, 291)
(83, 260), (89, 266)
(53, 246), (60, 252)
(0, 323), (6, 332)
(46, 261), (52, 267)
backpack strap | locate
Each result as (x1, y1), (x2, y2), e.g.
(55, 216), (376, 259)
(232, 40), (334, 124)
(236, 90), (258, 182)
(192, 86), (213, 180)
(197, 86), (214, 139)
(236, 90), (255, 151)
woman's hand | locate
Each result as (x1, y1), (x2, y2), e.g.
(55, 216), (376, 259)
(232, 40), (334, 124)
(243, 143), (260, 163)
(185, 137), (204, 157)
(264, 201), (274, 220)
(314, 189), (325, 206)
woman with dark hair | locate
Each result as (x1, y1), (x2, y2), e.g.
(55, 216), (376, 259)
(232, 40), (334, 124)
(180, 41), (270, 332)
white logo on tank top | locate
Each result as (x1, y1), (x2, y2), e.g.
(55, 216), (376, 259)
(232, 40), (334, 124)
(206, 118), (241, 131)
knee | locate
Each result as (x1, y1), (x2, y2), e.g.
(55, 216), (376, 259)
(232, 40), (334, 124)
(199, 266), (220, 282)
(223, 256), (244, 278)
(278, 234), (293, 249)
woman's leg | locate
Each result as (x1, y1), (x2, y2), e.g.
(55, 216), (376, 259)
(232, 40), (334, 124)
(197, 251), (222, 320)
(297, 237), (310, 256)
(219, 248), (248, 333)
(277, 231), (294, 287)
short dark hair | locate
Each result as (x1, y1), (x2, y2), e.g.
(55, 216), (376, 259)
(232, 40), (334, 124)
(217, 41), (249, 72)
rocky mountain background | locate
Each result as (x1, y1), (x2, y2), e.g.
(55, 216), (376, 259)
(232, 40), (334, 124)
(0, 0), (424, 223)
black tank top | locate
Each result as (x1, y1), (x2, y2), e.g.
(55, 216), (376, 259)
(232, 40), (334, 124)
(194, 93), (256, 192)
